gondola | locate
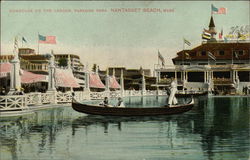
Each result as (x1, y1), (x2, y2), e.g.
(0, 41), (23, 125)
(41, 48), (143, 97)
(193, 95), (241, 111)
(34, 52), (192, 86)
(71, 98), (194, 116)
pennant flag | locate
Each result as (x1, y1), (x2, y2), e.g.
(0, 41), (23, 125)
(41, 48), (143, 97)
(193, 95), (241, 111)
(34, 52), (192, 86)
(237, 32), (246, 40)
(224, 37), (228, 43)
(158, 50), (165, 66)
(211, 4), (227, 14)
(184, 38), (191, 46)
(22, 37), (27, 43)
(38, 34), (56, 44)
(219, 29), (223, 39)
(202, 30), (211, 40)
(208, 52), (216, 61)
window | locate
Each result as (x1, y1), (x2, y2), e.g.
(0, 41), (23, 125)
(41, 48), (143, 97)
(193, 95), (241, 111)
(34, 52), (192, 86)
(219, 50), (224, 56)
(233, 50), (245, 57)
(238, 50), (244, 56)
(198, 63), (208, 65)
(216, 63), (226, 65)
(180, 63), (190, 65)
(201, 51), (206, 56)
(190, 52), (196, 56)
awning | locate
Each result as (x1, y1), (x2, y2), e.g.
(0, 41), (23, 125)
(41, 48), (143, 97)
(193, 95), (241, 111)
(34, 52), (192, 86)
(0, 63), (47, 83)
(55, 68), (80, 88)
(21, 70), (47, 83)
(109, 76), (120, 89)
(0, 63), (11, 78)
(89, 73), (105, 89)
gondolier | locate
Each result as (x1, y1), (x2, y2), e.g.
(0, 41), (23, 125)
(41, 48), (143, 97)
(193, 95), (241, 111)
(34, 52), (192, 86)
(167, 78), (178, 106)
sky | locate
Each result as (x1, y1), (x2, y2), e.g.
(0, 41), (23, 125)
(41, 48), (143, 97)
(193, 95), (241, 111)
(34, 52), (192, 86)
(1, 1), (249, 71)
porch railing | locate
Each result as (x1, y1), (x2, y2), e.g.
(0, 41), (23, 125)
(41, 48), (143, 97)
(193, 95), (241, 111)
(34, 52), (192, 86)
(0, 90), (168, 112)
(0, 95), (28, 111)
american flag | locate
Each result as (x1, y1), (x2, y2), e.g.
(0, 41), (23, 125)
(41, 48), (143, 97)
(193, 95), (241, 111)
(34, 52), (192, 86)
(212, 6), (227, 14)
(39, 34), (56, 44)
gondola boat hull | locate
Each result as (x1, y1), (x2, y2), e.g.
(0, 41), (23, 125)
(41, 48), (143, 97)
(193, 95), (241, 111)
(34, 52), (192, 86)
(72, 99), (194, 116)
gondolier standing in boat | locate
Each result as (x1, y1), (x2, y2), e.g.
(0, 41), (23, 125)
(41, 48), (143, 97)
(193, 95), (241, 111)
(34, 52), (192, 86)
(167, 78), (178, 106)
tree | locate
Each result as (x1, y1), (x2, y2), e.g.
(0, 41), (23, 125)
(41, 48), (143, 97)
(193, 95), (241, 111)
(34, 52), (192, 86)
(58, 58), (68, 67)
(92, 64), (97, 72)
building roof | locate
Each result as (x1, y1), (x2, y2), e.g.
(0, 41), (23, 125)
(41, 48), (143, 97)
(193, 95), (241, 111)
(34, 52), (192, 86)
(173, 42), (250, 61)
(54, 54), (80, 59)
(21, 54), (49, 61)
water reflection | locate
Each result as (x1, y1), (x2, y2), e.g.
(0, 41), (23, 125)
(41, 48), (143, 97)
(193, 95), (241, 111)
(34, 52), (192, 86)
(0, 96), (249, 160)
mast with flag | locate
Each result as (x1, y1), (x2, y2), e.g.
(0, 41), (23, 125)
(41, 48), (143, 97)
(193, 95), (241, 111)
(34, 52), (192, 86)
(158, 50), (165, 68)
(219, 28), (223, 40)
(182, 38), (191, 65)
(38, 33), (57, 54)
(211, 4), (227, 15)
(22, 37), (27, 47)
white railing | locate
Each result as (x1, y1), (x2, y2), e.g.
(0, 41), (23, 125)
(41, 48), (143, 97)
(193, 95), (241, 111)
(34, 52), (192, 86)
(0, 95), (28, 111)
(90, 92), (107, 100)
(56, 92), (72, 103)
(0, 90), (168, 112)
(42, 92), (55, 104)
(74, 91), (90, 101)
(26, 92), (55, 105)
(26, 93), (40, 105)
(109, 91), (121, 98)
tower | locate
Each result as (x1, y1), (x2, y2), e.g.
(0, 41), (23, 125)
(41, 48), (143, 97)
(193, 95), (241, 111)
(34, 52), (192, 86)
(208, 16), (217, 41)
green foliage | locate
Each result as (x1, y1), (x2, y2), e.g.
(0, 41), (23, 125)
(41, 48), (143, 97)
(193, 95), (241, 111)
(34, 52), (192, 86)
(92, 64), (97, 72)
(58, 58), (68, 67)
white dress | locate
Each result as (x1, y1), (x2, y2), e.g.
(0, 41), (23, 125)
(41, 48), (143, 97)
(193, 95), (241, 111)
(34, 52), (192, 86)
(117, 101), (125, 107)
(168, 80), (178, 105)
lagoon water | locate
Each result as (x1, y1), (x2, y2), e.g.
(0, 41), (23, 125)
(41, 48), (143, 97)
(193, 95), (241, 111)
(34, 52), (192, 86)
(0, 96), (249, 160)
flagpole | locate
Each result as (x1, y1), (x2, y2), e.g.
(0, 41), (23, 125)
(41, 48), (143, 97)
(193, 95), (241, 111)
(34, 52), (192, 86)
(211, 4), (212, 16)
(183, 38), (185, 65)
(208, 52), (209, 65)
(158, 50), (159, 67)
(232, 49), (234, 65)
(38, 32), (40, 54)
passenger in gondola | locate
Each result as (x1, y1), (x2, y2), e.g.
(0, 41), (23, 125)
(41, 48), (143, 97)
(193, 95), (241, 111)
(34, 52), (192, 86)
(167, 78), (178, 107)
(116, 97), (125, 108)
(100, 97), (111, 107)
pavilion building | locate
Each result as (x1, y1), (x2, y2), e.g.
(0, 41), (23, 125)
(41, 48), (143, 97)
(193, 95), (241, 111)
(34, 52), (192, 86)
(154, 16), (250, 95)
